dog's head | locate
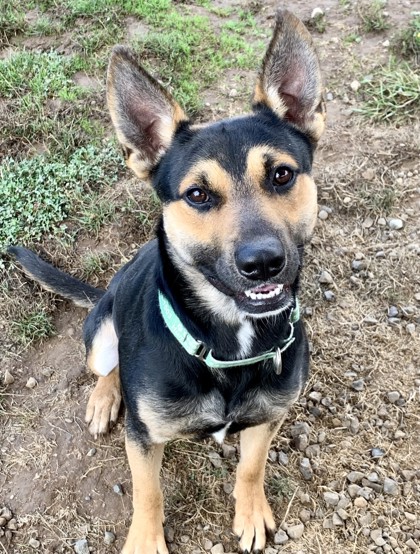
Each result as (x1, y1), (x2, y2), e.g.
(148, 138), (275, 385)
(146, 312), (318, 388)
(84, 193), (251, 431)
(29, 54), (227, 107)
(107, 10), (325, 322)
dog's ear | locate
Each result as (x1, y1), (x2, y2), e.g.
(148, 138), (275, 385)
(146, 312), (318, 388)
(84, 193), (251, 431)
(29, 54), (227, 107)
(107, 46), (188, 180)
(253, 10), (326, 143)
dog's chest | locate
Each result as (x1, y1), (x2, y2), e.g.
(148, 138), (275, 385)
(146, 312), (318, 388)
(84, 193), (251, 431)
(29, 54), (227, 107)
(137, 384), (297, 444)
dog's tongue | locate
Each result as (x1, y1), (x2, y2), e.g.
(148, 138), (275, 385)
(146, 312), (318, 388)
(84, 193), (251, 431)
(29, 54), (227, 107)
(249, 284), (279, 293)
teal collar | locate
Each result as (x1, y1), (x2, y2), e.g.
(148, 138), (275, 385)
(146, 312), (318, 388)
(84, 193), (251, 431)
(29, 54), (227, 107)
(158, 290), (300, 371)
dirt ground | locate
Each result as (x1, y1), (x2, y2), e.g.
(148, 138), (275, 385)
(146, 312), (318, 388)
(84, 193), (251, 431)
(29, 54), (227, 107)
(1, 0), (420, 553)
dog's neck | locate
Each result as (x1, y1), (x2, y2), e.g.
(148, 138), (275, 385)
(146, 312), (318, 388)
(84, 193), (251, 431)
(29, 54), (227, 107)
(156, 226), (299, 362)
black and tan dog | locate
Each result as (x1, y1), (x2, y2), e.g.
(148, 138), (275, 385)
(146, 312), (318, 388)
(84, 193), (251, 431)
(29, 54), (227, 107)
(9, 10), (325, 553)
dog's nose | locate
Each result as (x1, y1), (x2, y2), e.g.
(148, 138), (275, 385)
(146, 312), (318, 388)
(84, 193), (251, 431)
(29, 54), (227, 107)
(235, 239), (285, 281)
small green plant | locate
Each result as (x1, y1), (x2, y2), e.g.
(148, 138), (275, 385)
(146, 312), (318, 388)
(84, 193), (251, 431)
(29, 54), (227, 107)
(268, 475), (295, 499)
(391, 15), (420, 60)
(11, 307), (55, 346)
(82, 251), (113, 278)
(307, 13), (327, 34)
(344, 32), (362, 44)
(0, 3), (27, 44)
(357, 59), (419, 123)
(358, 0), (389, 32)
(0, 144), (123, 249)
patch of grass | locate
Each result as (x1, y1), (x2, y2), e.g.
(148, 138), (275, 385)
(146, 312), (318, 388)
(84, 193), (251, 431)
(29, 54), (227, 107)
(358, 0), (389, 33)
(0, 144), (123, 249)
(268, 475), (295, 499)
(344, 32), (362, 44)
(82, 251), (113, 278)
(357, 59), (419, 123)
(306, 12), (327, 34)
(0, 2), (27, 44)
(11, 307), (55, 346)
(391, 15), (420, 60)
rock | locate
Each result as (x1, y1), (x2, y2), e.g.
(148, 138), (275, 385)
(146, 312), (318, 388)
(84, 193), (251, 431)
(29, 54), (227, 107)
(0, 518), (6, 527)
(326, 91), (334, 101)
(0, 508), (12, 521)
(265, 549), (277, 554)
(287, 522), (305, 540)
(347, 471), (365, 484)
(203, 539), (213, 550)
(308, 391), (322, 402)
(29, 538), (40, 549)
(394, 430), (406, 440)
(294, 434), (309, 451)
(291, 422), (310, 437)
(305, 444), (320, 459)
(7, 519), (17, 530)
(228, 89), (238, 98)
(181, 535), (190, 543)
(406, 323), (416, 335)
(323, 491), (340, 506)
(324, 290), (335, 301)
(383, 39), (390, 47)
(351, 379), (364, 391)
(371, 447), (385, 459)
(26, 377), (37, 389)
(337, 508), (349, 521)
(300, 508), (311, 524)
(299, 458), (313, 481)
(383, 477), (399, 496)
(387, 218), (404, 230)
(337, 495), (351, 510)
(318, 209), (329, 220)
(274, 529), (289, 544)
(352, 260), (365, 271)
(74, 539), (89, 554)
(362, 171), (375, 182)
(87, 448), (96, 457)
(332, 512), (343, 526)
(311, 7), (324, 18)
(210, 544), (224, 554)
(208, 451), (222, 468)
(268, 449), (277, 462)
(354, 497), (368, 509)
(4, 370), (15, 385)
(278, 451), (289, 466)
(113, 484), (123, 495)
(104, 531), (115, 545)
(223, 482), (233, 494)
(371, 529), (386, 547)
(350, 80), (361, 92)
(404, 512), (416, 522)
(221, 444), (236, 459)
(319, 270), (333, 284)
(387, 391), (400, 403)
(165, 527), (175, 543)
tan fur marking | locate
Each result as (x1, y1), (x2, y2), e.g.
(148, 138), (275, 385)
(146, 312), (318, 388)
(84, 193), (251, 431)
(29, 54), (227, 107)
(178, 159), (233, 197)
(85, 369), (121, 436)
(233, 418), (286, 552)
(123, 439), (168, 554)
(257, 174), (317, 237)
(246, 146), (299, 187)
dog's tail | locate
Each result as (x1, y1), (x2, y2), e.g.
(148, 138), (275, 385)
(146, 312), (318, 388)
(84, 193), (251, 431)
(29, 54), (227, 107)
(8, 246), (105, 308)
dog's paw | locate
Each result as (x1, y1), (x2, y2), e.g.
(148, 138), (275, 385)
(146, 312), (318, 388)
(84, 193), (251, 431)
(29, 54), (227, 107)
(233, 488), (275, 552)
(121, 526), (169, 554)
(85, 375), (121, 436)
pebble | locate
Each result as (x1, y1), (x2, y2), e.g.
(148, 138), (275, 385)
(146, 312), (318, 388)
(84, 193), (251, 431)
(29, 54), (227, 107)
(221, 444), (236, 459)
(362, 171), (375, 182)
(351, 379), (365, 391)
(354, 497), (368, 509)
(294, 434), (309, 451)
(74, 539), (89, 554)
(291, 422), (310, 437)
(26, 377), (37, 389)
(371, 529), (386, 546)
(223, 482), (233, 494)
(387, 391), (400, 403)
(4, 370), (15, 385)
(383, 39), (390, 47)
(165, 527), (175, 543)
(265, 549), (277, 554)
(332, 512), (344, 526)
(350, 80), (361, 92)
(318, 209), (329, 220)
(181, 535), (190, 543)
(414, 292), (420, 301)
(287, 522), (305, 540)
(352, 260), (365, 271)
(319, 270), (333, 284)
(347, 471), (365, 483)
(203, 539), (213, 550)
(300, 508), (311, 524)
(113, 484), (123, 496)
(29, 538), (40, 549)
(326, 91), (334, 101)
(208, 451), (222, 468)
(104, 531), (115, 545)
(387, 218), (404, 230)
(0, 508), (12, 521)
(371, 447), (385, 458)
(406, 323), (416, 335)
(274, 530), (289, 544)
(278, 451), (289, 466)
(299, 457), (313, 481)
(87, 448), (96, 457)
(311, 7), (324, 18)
(388, 306), (399, 317)
(323, 491), (340, 506)
(383, 477), (399, 496)
(308, 391), (322, 402)
(394, 430), (406, 440)
(324, 290), (335, 301)
(210, 544), (224, 554)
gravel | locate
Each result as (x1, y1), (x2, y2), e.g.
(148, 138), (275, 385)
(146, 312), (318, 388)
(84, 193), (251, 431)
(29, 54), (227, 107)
(287, 522), (305, 540)
(299, 457), (313, 481)
(113, 484), (123, 496)
(210, 544), (224, 554)
(73, 539), (89, 554)
(319, 270), (333, 284)
(25, 377), (37, 389)
(323, 491), (340, 506)
(383, 477), (399, 496)
(274, 530), (289, 545)
(104, 531), (115, 545)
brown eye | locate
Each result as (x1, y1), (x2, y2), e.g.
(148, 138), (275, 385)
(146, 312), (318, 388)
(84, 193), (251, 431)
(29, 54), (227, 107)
(274, 166), (294, 187)
(185, 187), (210, 205)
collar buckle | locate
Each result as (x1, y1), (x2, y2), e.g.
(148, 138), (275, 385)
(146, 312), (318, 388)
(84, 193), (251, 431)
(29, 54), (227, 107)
(194, 342), (210, 362)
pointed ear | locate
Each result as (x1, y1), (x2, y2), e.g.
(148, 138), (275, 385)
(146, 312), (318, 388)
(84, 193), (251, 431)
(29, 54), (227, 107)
(107, 46), (188, 180)
(253, 10), (326, 143)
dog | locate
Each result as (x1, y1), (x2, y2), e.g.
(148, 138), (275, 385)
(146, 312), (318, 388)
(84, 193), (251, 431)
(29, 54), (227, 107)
(9, 10), (325, 553)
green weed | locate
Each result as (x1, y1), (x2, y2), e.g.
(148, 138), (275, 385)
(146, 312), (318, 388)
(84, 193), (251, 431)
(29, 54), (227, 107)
(0, 144), (123, 249)
(0, 2), (27, 44)
(11, 307), (55, 346)
(391, 15), (420, 60)
(358, 0), (389, 32)
(82, 251), (113, 278)
(357, 59), (419, 123)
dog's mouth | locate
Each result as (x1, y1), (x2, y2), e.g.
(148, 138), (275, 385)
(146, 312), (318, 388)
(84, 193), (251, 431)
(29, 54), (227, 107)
(208, 277), (292, 315)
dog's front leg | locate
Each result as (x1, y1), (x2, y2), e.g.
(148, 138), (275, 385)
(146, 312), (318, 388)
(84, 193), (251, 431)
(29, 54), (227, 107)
(233, 420), (284, 553)
(123, 437), (168, 554)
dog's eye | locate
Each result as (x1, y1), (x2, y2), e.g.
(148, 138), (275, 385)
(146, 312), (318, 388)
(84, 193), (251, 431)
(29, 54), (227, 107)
(185, 187), (210, 205)
(273, 166), (295, 187)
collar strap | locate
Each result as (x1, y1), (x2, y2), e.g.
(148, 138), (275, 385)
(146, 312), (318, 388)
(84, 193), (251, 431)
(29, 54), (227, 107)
(158, 290), (299, 369)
